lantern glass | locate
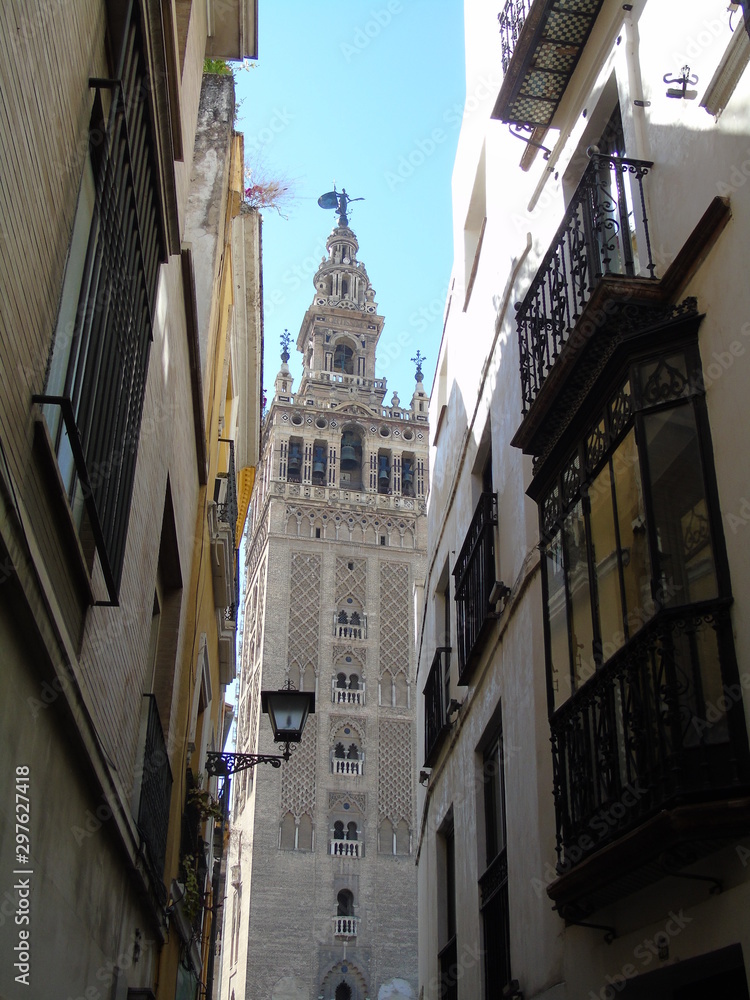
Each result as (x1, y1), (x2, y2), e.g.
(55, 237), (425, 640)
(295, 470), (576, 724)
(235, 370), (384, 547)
(261, 689), (315, 743)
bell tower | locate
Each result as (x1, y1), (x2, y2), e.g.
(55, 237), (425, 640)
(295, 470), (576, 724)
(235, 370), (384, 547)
(225, 196), (428, 1000)
(296, 197), (386, 408)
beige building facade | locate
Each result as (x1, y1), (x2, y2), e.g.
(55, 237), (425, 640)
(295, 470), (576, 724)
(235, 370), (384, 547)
(220, 207), (427, 1000)
(417, 2), (750, 999)
(0, 4), (260, 999)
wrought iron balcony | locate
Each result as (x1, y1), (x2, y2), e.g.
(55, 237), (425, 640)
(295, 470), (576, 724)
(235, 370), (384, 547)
(517, 154), (655, 415)
(453, 493), (499, 683)
(423, 647), (452, 767)
(137, 695), (173, 892)
(494, 0), (607, 127)
(549, 599), (750, 901)
(216, 438), (238, 538)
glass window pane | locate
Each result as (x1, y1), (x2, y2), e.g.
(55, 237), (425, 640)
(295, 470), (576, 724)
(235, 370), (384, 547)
(643, 406), (718, 607)
(638, 353), (689, 406)
(484, 735), (506, 861)
(588, 462), (624, 662)
(611, 429), (652, 636)
(564, 502), (595, 691)
(546, 534), (571, 710)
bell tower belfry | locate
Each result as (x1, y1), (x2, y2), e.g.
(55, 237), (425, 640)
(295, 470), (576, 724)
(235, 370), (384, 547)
(296, 208), (386, 408)
(224, 195), (427, 1000)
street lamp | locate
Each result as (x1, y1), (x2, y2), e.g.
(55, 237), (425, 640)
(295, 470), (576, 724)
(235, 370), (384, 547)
(205, 687), (315, 776)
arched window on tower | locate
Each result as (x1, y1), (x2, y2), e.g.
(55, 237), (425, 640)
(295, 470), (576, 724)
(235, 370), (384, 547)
(336, 982), (352, 1000)
(337, 889), (354, 916)
(334, 344), (354, 373)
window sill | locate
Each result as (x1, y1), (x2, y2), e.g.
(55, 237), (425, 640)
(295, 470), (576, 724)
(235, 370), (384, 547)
(32, 409), (96, 606)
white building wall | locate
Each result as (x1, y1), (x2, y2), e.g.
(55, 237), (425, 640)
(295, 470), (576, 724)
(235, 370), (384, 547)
(418, 2), (750, 999)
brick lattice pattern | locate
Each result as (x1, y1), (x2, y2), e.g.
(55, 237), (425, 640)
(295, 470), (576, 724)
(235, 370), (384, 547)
(378, 720), (413, 825)
(379, 562), (410, 679)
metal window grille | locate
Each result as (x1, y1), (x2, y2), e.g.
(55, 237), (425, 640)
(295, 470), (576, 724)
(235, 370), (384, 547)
(423, 647), (451, 766)
(453, 493), (498, 682)
(137, 695), (173, 892)
(38, 8), (165, 602)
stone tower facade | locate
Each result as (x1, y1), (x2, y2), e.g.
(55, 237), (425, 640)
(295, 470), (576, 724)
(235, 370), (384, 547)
(220, 211), (428, 1000)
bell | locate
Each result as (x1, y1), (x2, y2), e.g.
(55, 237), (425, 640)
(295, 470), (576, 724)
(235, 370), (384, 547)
(313, 446), (326, 476)
(402, 460), (413, 484)
(340, 433), (359, 470)
(378, 456), (390, 486)
(288, 443), (302, 473)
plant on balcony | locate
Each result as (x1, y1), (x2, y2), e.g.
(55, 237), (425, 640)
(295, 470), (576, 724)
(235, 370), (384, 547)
(179, 854), (202, 921)
(187, 774), (225, 823)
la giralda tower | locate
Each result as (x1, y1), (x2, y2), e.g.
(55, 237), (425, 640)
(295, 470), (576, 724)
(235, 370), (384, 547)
(220, 192), (429, 1000)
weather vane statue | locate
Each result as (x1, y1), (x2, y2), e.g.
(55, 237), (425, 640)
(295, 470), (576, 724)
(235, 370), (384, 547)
(411, 351), (425, 383)
(317, 184), (364, 227)
(280, 329), (291, 364)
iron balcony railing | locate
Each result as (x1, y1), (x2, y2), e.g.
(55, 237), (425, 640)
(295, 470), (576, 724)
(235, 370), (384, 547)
(517, 154), (655, 414)
(137, 695), (173, 889)
(453, 493), (499, 683)
(550, 598), (750, 873)
(499, 0), (532, 73)
(423, 647), (452, 766)
(216, 438), (239, 539)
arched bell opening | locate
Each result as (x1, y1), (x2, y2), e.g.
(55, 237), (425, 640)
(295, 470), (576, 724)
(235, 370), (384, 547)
(339, 426), (363, 489)
(312, 439), (327, 485)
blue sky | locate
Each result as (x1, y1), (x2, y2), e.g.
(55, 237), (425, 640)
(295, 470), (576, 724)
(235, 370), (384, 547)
(234, 0), (466, 401)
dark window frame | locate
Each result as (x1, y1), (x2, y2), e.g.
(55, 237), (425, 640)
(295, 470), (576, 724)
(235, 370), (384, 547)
(538, 337), (750, 871)
(36, 8), (166, 603)
(479, 720), (512, 998)
(438, 819), (457, 1000)
(539, 342), (733, 713)
(423, 646), (452, 766)
(453, 491), (498, 684)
